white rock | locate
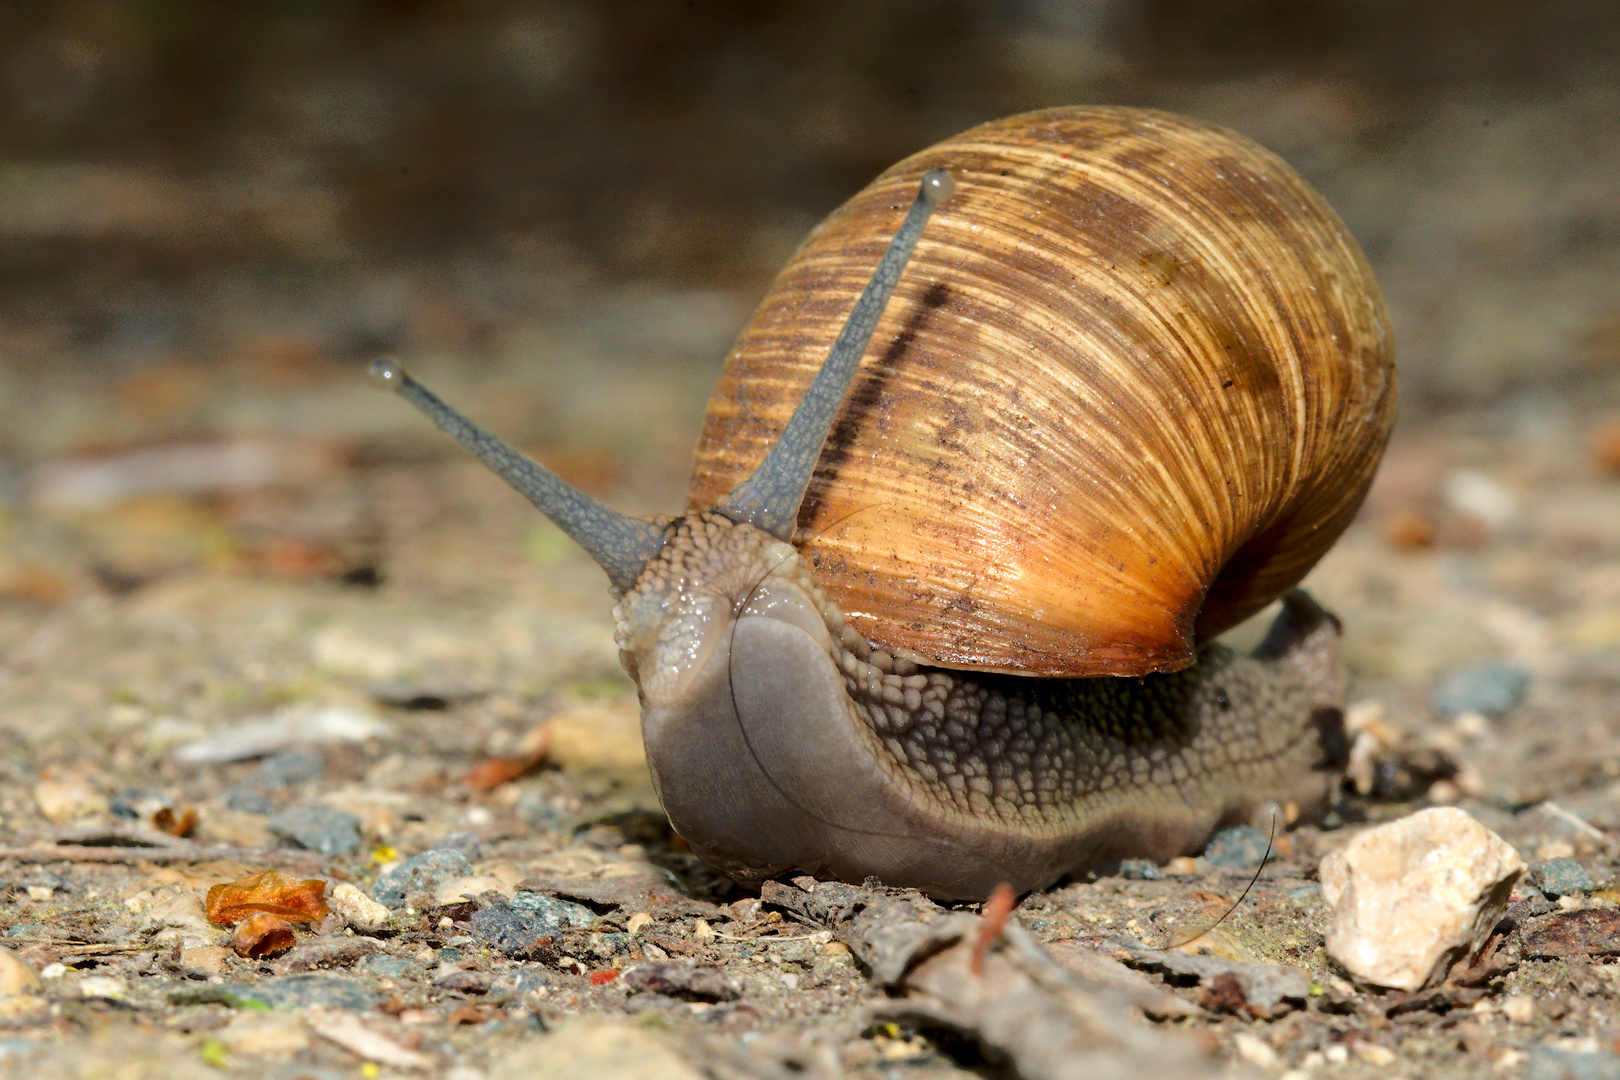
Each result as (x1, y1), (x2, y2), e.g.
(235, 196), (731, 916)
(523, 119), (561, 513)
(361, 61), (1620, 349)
(217, 1011), (310, 1058)
(307, 1009), (434, 1071)
(0, 947), (48, 1021)
(1232, 1032), (1279, 1070)
(329, 882), (392, 933)
(433, 875), (517, 906)
(136, 892), (223, 950)
(0, 948), (43, 996)
(1501, 994), (1535, 1023)
(172, 706), (391, 764)
(78, 975), (127, 1000)
(33, 775), (108, 823)
(487, 1019), (705, 1080)
(1320, 807), (1523, 991)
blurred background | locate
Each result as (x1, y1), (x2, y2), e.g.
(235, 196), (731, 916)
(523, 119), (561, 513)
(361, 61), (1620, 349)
(0, 0), (1617, 634)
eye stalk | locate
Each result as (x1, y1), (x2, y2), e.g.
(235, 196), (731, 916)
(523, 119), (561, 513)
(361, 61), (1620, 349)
(717, 169), (954, 542)
(369, 168), (955, 587)
(367, 358), (667, 594)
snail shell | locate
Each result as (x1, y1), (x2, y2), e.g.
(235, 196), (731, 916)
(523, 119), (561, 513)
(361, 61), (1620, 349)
(688, 106), (1395, 677)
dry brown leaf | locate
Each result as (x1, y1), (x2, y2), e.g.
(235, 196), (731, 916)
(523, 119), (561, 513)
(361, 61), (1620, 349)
(1595, 419), (1620, 474)
(152, 805), (198, 837)
(206, 869), (330, 926)
(464, 755), (536, 792)
(230, 911), (297, 958)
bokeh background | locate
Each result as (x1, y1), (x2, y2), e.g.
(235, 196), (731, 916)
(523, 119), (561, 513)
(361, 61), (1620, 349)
(0, 0), (1617, 615)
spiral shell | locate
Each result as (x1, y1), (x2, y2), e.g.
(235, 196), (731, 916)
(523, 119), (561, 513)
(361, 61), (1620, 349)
(688, 106), (1395, 677)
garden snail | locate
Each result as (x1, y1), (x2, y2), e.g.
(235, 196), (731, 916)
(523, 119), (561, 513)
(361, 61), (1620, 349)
(371, 106), (1395, 900)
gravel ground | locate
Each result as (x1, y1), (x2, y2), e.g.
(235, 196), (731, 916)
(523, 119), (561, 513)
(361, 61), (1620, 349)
(4, 369), (1620, 1079)
(3, 5), (1620, 1078)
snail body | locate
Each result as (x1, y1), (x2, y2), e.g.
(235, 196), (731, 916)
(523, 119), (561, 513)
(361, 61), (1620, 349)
(375, 107), (1394, 900)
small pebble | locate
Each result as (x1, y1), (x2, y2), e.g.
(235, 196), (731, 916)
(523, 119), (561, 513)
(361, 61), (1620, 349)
(1525, 1046), (1620, 1080)
(108, 789), (166, 820)
(212, 973), (382, 1012)
(0, 947), (43, 997)
(257, 748), (327, 787)
(1432, 661), (1530, 717)
(1116, 859), (1161, 880)
(1357, 1044), (1397, 1066)
(329, 882), (392, 932)
(223, 786), (276, 815)
(1202, 825), (1272, 871)
(32, 776), (108, 824)
(434, 875), (517, 906)
(180, 946), (230, 975)
(1503, 995), (1535, 1023)
(470, 892), (596, 958)
(267, 805), (363, 856)
(372, 849), (473, 908)
(77, 975), (126, 1000)
(355, 954), (421, 981)
(1529, 857), (1594, 898)
(1232, 1032), (1279, 1070)
(485, 1018), (705, 1080)
(216, 1011), (310, 1058)
(306, 1009), (433, 1071)
(1321, 807), (1523, 991)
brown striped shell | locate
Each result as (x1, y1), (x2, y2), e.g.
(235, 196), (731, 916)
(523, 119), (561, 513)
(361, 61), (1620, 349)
(688, 106), (1396, 677)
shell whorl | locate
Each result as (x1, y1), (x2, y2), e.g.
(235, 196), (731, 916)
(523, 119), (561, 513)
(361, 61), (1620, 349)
(689, 106), (1395, 677)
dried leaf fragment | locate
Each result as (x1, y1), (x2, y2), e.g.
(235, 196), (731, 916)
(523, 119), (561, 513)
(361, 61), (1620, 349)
(231, 911), (297, 958)
(152, 805), (198, 837)
(207, 869), (330, 926)
(1521, 909), (1620, 959)
(466, 720), (552, 792)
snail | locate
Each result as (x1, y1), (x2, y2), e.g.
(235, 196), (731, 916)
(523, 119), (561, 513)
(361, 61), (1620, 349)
(371, 106), (1395, 900)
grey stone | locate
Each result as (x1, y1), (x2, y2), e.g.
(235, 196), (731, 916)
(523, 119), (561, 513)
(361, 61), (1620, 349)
(439, 831), (484, 859)
(496, 969), (554, 995)
(470, 892), (596, 958)
(1116, 859), (1161, 880)
(1432, 661), (1530, 716)
(1113, 940), (1308, 1017)
(267, 805), (363, 856)
(0, 1039), (43, 1064)
(1526, 1047), (1620, 1080)
(372, 849), (473, 908)
(223, 786), (276, 814)
(257, 748), (327, 788)
(1529, 857), (1594, 898)
(621, 962), (738, 1002)
(108, 789), (165, 819)
(211, 974), (381, 1012)
(1203, 825), (1273, 871)
(355, 954), (422, 981)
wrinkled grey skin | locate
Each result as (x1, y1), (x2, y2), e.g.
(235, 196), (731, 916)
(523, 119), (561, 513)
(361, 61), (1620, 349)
(619, 513), (1346, 901)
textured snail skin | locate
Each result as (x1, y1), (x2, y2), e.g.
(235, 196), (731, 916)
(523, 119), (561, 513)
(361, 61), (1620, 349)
(618, 513), (1345, 900)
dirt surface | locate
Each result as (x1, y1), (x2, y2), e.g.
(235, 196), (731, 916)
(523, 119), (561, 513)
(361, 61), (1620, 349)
(3, 4), (1620, 1079)
(5, 381), (1620, 1080)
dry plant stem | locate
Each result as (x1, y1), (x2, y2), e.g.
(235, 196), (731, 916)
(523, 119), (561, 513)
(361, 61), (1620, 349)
(972, 882), (1017, 976)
